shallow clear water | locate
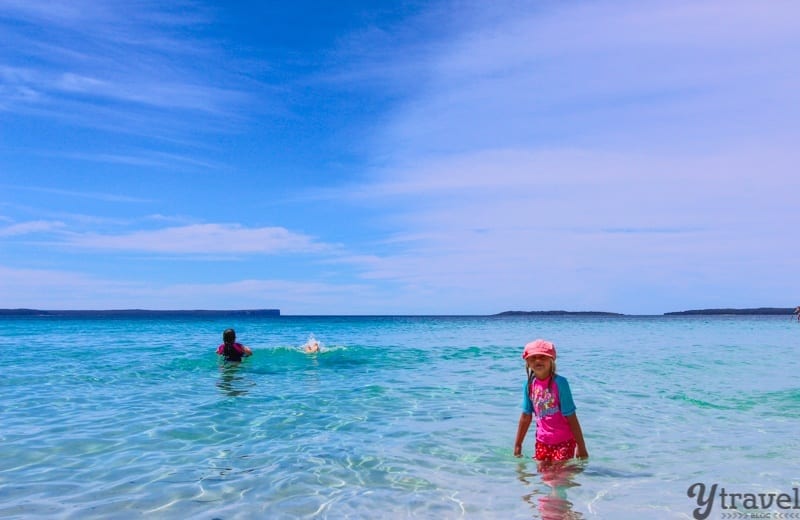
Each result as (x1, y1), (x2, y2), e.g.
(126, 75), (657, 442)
(1, 315), (798, 519)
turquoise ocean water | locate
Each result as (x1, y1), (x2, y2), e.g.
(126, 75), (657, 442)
(2, 315), (799, 519)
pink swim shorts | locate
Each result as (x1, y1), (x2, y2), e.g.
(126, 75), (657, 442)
(535, 439), (577, 462)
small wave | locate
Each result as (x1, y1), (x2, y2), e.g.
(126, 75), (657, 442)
(667, 392), (734, 410)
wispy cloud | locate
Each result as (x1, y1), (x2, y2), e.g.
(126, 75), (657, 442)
(356, 0), (800, 163)
(600, 227), (700, 235)
(52, 72), (246, 113)
(0, 220), (66, 237)
(0, 264), (376, 313)
(6, 185), (154, 203)
(0, 0), (257, 132)
(2, 0), (798, 314)
(317, 0), (800, 313)
(57, 150), (225, 170)
(0, 264), (142, 309)
(63, 223), (332, 255)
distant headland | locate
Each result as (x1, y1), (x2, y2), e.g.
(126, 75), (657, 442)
(661, 307), (794, 316)
(494, 307), (795, 316)
(0, 308), (280, 317)
(492, 310), (624, 316)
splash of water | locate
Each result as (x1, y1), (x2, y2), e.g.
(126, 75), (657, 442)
(302, 333), (321, 353)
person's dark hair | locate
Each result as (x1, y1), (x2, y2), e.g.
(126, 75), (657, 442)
(221, 328), (242, 361)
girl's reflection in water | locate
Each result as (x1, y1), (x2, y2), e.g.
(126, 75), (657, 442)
(517, 460), (585, 519)
(217, 363), (250, 397)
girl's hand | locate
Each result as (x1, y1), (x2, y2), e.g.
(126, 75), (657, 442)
(513, 445), (523, 457)
(577, 446), (589, 459)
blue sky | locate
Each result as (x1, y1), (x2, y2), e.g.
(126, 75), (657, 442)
(1, 0), (798, 315)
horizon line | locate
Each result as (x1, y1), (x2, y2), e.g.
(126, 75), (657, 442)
(0, 307), (796, 317)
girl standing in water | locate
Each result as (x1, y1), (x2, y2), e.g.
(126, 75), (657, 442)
(513, 339), (588, 464)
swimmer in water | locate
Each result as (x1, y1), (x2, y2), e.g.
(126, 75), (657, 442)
(303, 334), (320, 353)
(216, 328), (253, 362)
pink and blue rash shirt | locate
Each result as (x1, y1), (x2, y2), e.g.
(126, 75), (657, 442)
(521, 374), (577, 445)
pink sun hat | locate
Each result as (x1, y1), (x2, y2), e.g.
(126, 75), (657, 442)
(522, 339), (556, 360)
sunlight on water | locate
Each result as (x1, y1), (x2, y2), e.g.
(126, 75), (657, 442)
(1, 315), (798, 519)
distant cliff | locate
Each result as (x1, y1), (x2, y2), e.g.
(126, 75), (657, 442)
(0, 308), (280, 317)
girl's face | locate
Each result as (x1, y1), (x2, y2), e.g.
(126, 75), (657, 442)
(526, 355), (553, 380)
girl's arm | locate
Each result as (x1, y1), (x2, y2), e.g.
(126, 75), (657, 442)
(566, 413), (588, 459)
(514, 413), (532, 457)
(243, 345), (253, 356)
